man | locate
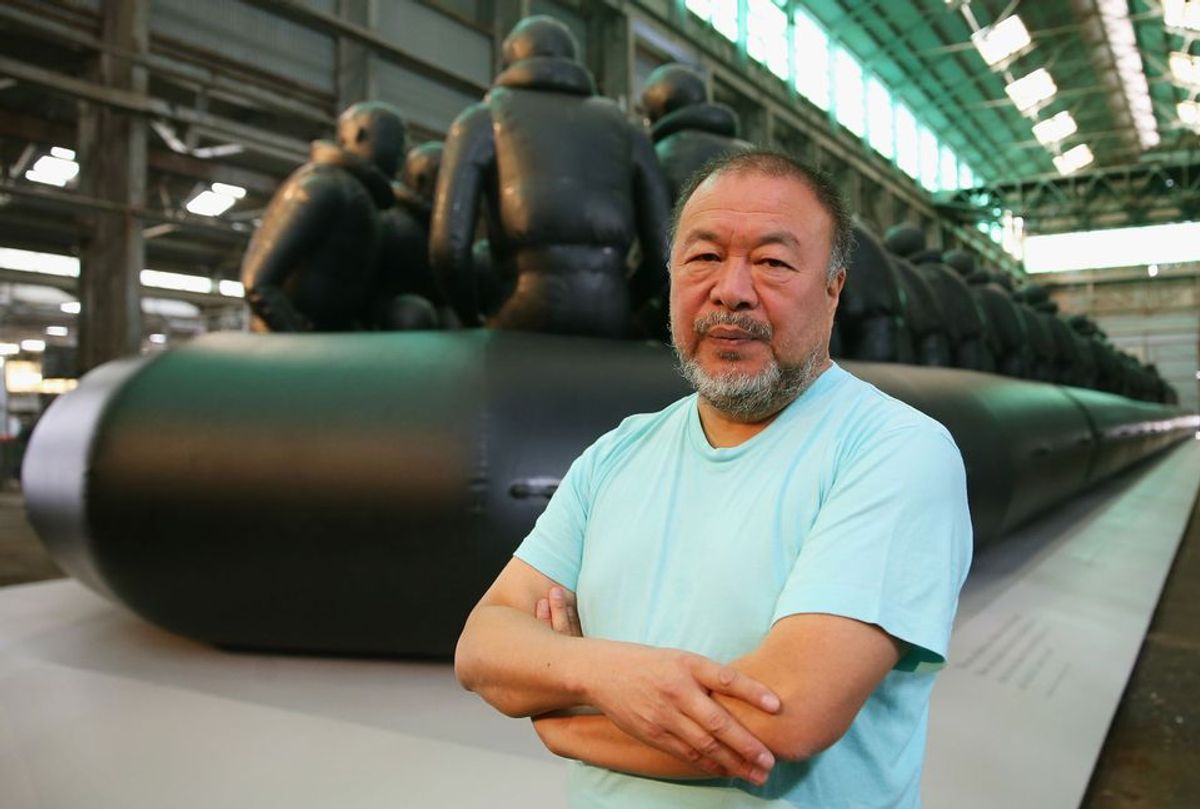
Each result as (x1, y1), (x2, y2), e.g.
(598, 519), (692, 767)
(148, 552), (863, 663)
(455, 150), (972, 807)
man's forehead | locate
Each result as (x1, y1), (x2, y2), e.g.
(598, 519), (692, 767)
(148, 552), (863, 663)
(677, 170), (829, 239)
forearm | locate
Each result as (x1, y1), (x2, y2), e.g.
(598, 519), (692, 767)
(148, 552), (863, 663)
(534, 714), (714, 780)
(455, 603), (603, 717)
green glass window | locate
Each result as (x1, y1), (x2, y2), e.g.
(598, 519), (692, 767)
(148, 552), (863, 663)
(793, 8), (831, 111)
(895, 103), (919, 178)
(833, 47), (866, 136)
(687, 0), (740, 42)
(747, 0), (789, 79)
(918, 125), (940, 191)
(866, 76), (894, 158)
(939, 146), (958, 191)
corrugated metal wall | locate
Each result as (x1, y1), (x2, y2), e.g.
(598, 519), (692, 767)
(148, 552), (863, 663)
(151, 0), (338, 94)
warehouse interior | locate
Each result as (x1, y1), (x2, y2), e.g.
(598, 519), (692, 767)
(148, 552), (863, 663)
(1, 1), (1199, 807)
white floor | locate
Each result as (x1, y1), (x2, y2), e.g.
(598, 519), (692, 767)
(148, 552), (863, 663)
(1, 442), (1197, 809)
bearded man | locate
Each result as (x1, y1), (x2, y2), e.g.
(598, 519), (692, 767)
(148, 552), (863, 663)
(455, 150), (972, 808)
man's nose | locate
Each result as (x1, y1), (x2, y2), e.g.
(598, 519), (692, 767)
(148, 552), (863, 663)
(709, 256), (758, 310)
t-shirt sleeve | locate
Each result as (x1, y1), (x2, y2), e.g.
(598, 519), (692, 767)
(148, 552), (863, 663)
(771, 423), (973, 672)
(511, 441), (602, 592)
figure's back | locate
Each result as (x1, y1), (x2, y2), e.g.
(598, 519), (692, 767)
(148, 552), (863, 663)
(489, 87), (636, 249)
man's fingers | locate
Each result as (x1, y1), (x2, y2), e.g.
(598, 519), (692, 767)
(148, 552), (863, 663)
(535, 598), (551, 625)
(548, 588), (582, 637)
(666, 713), (771, 785)
(693, 659), (781, 714)
(675, 689), (776, 775)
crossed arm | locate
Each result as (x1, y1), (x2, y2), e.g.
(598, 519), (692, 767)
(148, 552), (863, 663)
(454, 558), (904, 782)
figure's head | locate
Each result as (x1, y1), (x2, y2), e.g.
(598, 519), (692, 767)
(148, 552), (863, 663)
(402, 141), (444, 202)
(501, 15), (579, 69)
(336, 102), (407, 179)
(668, 150), (852, 423)
(641, 63), (708, 124)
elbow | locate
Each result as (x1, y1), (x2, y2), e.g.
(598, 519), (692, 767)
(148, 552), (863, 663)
(763, 719), (850, 763)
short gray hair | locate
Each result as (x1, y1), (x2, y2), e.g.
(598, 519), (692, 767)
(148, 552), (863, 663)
(669, 149), (854, 283)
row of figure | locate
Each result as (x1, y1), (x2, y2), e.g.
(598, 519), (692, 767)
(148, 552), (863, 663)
(239, 14), (1175, 405)
(241, 15), (746, 337)
(837, 224), (1175, 404)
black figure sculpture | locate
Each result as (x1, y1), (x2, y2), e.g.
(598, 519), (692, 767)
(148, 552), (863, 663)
(430, 15), (672, 337)
(885, 225), (991, 371)
(836, 223), (914, 363)
(374, 141), (446, 330)
(944, 250), (1030, 379)
(241, 102), (406, 332)
(641, 63), (753, 203)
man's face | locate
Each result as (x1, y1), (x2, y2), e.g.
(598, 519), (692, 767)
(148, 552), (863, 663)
(668, 169), (845, 421)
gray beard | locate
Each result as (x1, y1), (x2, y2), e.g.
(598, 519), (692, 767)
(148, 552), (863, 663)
(672, 313), (825, 423)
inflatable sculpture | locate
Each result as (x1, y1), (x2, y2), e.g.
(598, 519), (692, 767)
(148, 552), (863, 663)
(374, 141), (446, 329)
(945, 251), (1031, 379)
(430, 16), (672, 337)
(836, 224), (913, 363)
(241, 102), (407, 332)
(641, 63), (753, 203)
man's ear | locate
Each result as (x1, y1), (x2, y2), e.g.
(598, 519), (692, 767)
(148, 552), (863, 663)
(828, 268), (847, 302)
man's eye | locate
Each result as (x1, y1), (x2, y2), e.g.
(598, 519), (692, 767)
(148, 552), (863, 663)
(688, 253), (719, 263)
(760, 258), (793, 270)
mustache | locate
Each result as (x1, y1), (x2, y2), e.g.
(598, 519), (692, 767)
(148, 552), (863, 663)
(693, 312), (772, 341)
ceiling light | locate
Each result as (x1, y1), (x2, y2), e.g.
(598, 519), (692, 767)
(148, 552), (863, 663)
(149, 333), (167, 345)
(1053, 144), (1094, 175)
(184, 182), (245, 217)
(971, 15), (1032, 67)
(1098, 0), (1159, 151)
(1148, 263), (1160, 277)
(1005, 69), (1057, 113)
(45, 326), (68, 337)
(50, 146), (75, 160)
(140, 269), (213, 294)
(1164, 0), (1200, 32)
(1032, 111), (1078, 145)
(25, 154), (80, 187)
(1179, 100), (1200, 128)
(218, 279), (245, 298)
(0, 343), (19, 356)
(60, 301), (80, 314)
(1169, 51), (1200, 86)
(0, 248), (80, 277)
(20, 339), (46, 353)
(210, 182), (246, 199)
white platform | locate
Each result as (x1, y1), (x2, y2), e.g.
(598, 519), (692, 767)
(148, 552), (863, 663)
(1, 443), (1197, 808)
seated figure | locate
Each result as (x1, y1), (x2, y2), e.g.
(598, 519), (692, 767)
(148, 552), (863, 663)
(641, 63), (753, 203)
(944, 251), (1030, 379)
(885, 225), (989, 371)
(241, 102), (405, 332)
(430, 15), (671, 338)
(836, 223), (913, 363)
(374, 141), (446, 330)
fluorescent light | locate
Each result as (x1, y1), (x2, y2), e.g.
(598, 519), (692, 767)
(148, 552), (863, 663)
(45, 326), (68, 337)
(218, 279), (245, 298)
(971, 15), (1031, 67)
(5, 360), (41, 392)
(60, 301), (80, 314)
(20, 339), (45, 353)
(1098, 0), (1159, 150)
(148, 333), (167, 345)
(1179, 100), (1200, 127)
(25, 154), (80, 187)
(210, 182), (246, 199)
(1005, 69), (1057, 113)
(185, 190), (236, 217)
(1053, 143), (1094, 175)
(140, 269), (213, 294)
(0, 343), (19, 356)
(1032, 111), (1078, 145)
(50, 146), (75, 160)
(1169, 51), (1200, 86)
(1148, 264), (1160, 277)
(0, 248), (80, 277)
(39, 378), (78, 395)
(1164, 0), (1200, 32)
(142, 297), (200, 318)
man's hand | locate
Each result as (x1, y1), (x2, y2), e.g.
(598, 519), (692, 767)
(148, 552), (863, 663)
(534, 587), (779, 784)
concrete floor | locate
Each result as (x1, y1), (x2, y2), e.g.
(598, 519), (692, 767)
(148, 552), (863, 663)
(1, 485), (1197, 807)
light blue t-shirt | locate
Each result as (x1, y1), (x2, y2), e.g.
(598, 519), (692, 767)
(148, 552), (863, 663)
(514, 363), (973, 808)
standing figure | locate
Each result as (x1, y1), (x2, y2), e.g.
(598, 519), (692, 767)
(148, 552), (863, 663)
(641, 63), (753, 203)
(241, 102), (406, 332)
(430, 15), (671, 337)
(374, 141), (446, 330)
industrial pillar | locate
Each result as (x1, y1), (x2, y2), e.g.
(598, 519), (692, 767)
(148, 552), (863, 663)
(336, 0), (376, 109)
(76, 0), (148, 373)
(587, 6), (634, 109)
